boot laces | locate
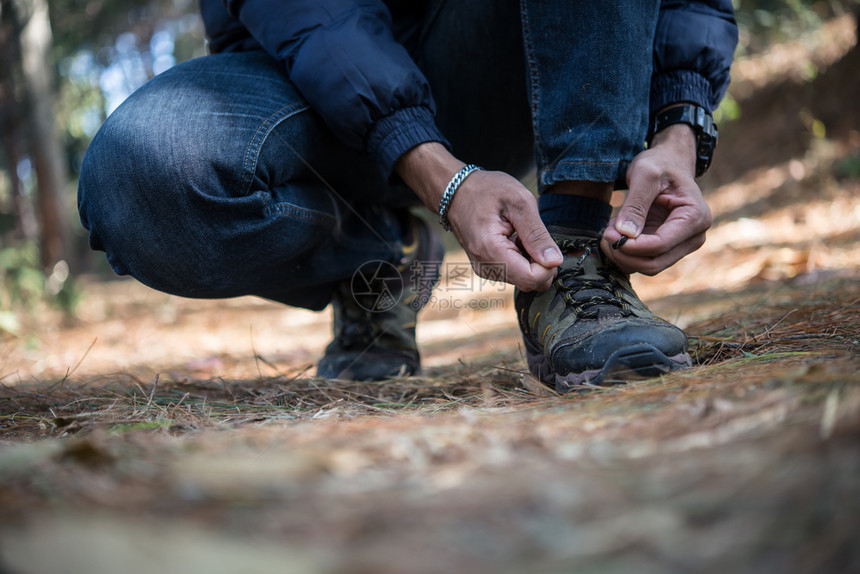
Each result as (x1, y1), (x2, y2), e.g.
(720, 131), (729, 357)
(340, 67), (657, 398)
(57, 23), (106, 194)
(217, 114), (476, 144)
(553, 238), (631, 319)
(334, 290), (387, 348)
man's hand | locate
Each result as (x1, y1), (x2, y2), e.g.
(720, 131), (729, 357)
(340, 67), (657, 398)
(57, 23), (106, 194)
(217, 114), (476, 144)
(396, 143), (562, 291)
(601, 123), (711, 276)
(446, 169), (563, 291)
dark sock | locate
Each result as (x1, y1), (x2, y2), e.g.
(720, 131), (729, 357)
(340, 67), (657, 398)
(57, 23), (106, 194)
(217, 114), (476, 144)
(538, 193), (612, 233)
(394, 209), (414, 245)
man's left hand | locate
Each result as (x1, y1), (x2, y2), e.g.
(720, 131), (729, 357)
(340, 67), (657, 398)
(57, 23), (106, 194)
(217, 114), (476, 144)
(601, 123), (711, 276)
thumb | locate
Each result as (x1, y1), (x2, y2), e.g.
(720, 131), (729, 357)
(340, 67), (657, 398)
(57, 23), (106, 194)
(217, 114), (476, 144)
(618, 165), (662, 238)
(507, 201), (563, 268)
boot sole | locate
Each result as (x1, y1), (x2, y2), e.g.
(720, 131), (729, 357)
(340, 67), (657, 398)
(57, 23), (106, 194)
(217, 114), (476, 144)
(317, 352), (420, 381)
(525, 341), (692, 393)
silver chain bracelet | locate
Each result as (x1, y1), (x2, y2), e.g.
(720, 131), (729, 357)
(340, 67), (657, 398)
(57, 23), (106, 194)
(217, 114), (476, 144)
(437, 164), (482, 231)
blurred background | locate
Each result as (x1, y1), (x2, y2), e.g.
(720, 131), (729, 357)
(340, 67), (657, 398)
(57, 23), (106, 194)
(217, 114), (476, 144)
(0, 0), (859, 334)
(0, 0), (208, 332)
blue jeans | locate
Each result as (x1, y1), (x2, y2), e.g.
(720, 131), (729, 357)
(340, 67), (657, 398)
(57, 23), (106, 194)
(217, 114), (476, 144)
(78, 0), (658, 310)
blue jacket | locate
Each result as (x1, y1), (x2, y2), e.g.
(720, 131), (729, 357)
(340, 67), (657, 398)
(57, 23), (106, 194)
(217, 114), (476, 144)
(200, 0), (738, 180)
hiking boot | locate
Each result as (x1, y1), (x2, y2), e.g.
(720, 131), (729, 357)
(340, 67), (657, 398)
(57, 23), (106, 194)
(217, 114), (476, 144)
(515, 226), (691, 392)
(317, 215), (444, 381)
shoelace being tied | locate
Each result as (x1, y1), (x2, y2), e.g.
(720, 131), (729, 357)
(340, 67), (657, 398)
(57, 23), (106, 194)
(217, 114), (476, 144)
(553, 237), (632, 320)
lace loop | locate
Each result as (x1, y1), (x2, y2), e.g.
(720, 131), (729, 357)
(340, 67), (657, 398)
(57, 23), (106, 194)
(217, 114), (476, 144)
(553, 237), (631, 319)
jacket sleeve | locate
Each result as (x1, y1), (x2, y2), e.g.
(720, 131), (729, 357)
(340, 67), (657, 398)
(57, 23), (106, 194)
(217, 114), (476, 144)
(223, 0), (447, 179)
(651, 0), (739, 114)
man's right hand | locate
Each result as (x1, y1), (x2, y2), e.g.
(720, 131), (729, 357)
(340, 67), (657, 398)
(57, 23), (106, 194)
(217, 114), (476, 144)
(396, 143), (562, 292)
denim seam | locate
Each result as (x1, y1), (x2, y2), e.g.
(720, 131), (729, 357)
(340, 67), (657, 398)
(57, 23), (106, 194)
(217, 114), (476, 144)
(539, 160), (623, 186)
(264, 201), (336, 225)
(553, 160), (620, 167)
(519, 0), (544, 168)
(240, 101), (312, 196)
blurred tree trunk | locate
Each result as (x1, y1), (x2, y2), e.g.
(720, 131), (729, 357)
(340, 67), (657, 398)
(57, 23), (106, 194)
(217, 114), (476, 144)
(0, 116), (40, 243)
(0, 2), (39, 243)
(20, 0), (69, 269)
(0, 0), (69, 270)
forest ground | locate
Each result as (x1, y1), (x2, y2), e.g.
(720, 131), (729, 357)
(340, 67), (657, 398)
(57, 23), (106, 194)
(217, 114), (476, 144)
(0, 14), (859, 574)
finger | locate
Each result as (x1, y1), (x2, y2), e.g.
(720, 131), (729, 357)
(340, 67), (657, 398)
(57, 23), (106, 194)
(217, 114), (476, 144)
(628, 213), (709, 258)
(512, 234), (560, 290)
(604, 201), (709, 257)
(602, 217), (626, 248)
(467, 227), (558, 291)
(503, 194), (563, 269)
(601, 230), (707, 275)
(618, 160), (664, 238)
(489, 244), (557, 292)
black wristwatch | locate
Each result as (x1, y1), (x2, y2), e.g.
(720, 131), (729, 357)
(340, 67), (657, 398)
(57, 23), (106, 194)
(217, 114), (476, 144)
(649, 103), (718, 178)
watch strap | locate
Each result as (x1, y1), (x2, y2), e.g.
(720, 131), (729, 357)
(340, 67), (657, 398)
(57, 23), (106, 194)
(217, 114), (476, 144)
(650, 104), (718, 178)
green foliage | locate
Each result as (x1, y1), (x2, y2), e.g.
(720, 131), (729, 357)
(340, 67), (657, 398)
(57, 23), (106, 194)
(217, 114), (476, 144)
(714, 93), (741, 124)
(0, 242), (80, 333)
(732, 0), (860, 57)
(833, 153), (860, 180)
(49, 0), (206, 183)
(798, 107), (828, 139)
(0, 0), (207, 287)
(0, 243), (44, 311)
(109, 420), (173, 434)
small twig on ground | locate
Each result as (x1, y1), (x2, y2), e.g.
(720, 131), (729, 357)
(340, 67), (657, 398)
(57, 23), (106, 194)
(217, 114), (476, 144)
(761, 308), (799, 339)
(168, 393), (190, 419)
(219, 377), (237, 401)
(61, 338), (98, 385)
(145, 374), (159, 411)
(255, 354), (284, 377)
(691, 333), (834, 348)
(249, 325), (265, 381)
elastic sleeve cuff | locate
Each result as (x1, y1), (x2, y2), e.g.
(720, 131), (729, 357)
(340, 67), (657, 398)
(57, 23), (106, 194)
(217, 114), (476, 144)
(366, 106), (450, 181)
(650, 70), (714, 116)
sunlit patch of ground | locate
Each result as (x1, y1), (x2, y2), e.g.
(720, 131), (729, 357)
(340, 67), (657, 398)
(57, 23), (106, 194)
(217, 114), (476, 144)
(0, 273), (857, 572)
